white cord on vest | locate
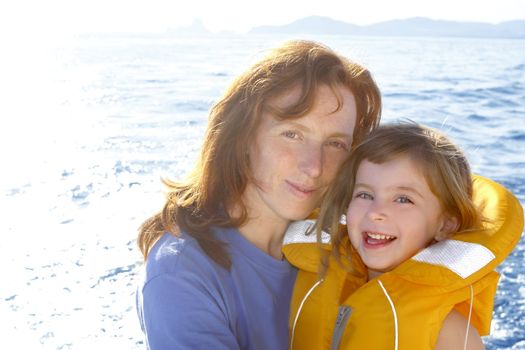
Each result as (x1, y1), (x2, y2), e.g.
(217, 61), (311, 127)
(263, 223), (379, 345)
(290, 279), (324, 350)
(463, 284), (474, 350)
(378, 280), (398, 350)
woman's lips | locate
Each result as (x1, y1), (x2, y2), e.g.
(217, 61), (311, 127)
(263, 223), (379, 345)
(286, 180), (316, 198)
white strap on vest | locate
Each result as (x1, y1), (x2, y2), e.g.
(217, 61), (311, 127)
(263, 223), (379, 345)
(290, 279), (324, 350)
(463, 284), (474, 350)
(378, 280), (398, 350)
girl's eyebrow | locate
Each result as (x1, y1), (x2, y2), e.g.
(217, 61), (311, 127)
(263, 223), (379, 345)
(395, 186), (424, 199)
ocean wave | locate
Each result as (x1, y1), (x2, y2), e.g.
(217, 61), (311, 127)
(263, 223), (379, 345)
(506, 63), (525, 72)
(383, 91), (434, 100)
(171, 100), (212, 112)
(483, 99), (519, 108)
(503, 132), (525, 141)
(467, 113), (489, 122)
(483, 85), (521, 96)
(142, 78), (177, 84)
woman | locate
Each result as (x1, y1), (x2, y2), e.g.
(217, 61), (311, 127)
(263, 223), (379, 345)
(135, 40), (382, 349)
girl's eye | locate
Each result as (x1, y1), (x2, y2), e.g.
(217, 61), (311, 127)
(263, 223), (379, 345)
(355, 192), (373, 200)
(395, 196), (414, 204)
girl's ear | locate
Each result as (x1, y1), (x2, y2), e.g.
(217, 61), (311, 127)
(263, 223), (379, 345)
(435, 216), (459, 241)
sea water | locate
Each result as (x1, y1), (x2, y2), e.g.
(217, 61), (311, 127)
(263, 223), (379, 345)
(0, 33), (524, 349)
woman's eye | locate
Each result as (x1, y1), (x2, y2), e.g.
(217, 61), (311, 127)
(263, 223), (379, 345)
(282, 131), (299, 139)
(395, 196), (413, 204)
(327, 140), (348, 150)
(356, 192), (373, 200)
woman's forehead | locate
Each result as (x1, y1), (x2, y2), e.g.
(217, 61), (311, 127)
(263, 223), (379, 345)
(267, 84), (303, 109)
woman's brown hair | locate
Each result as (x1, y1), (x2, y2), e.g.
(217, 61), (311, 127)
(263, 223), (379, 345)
(138, 40), (382, 268)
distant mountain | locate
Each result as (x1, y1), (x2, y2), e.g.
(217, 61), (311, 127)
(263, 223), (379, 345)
(167, 19), (211, 35)
(251, 16), (361, 35)
(249, 16), (525, 38)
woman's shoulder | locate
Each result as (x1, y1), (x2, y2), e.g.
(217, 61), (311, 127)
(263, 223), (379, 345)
(143, 231), (220, 284)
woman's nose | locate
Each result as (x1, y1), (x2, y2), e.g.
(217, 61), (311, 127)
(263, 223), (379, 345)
(298, 145), (323, 178)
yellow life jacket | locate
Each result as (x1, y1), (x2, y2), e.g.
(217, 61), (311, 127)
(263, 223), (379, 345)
(283, 175), (523, 350)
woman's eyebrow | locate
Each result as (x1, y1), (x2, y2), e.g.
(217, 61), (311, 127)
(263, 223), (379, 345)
(353, 183), (373, 190)
(272, 119), (352, 139)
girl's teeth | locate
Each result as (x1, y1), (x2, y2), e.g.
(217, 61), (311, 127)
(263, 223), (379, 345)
(367, 232), (395, 240)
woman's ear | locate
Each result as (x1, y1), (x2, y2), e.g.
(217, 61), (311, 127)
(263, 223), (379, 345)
(435, 216), (459, 241)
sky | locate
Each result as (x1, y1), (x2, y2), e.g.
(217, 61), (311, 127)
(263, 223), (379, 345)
(1, 0), (524, 38)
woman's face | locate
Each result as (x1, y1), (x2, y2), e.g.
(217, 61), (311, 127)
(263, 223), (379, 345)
(243, 84), (357, 227)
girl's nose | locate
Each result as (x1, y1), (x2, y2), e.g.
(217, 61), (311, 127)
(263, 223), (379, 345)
(367, 201), (388, 221)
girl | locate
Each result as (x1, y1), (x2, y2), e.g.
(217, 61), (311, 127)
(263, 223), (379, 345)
(285, 122), (523, 349)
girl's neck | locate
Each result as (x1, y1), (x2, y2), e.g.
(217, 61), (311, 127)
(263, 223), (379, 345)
(367, 269), (384, 281)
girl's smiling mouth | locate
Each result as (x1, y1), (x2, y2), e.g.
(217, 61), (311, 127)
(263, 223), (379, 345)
(362, 231), (397, 247)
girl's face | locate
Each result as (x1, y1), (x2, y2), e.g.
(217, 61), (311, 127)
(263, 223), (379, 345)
(243, 84), (357, 229)
(346, 156), (454, 279)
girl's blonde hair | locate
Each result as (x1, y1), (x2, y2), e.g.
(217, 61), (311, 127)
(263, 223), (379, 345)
(317, 121), (483, 269)
(138, 40), (382, 269)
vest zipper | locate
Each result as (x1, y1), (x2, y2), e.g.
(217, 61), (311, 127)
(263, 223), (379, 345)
(330, 305), (352, 350)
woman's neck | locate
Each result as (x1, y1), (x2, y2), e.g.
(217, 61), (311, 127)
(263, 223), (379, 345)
(229, 185), (292, 260)
(237, 216), (289, 260)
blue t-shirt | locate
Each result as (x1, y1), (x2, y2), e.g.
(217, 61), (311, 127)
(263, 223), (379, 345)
(136, 227), (297, 349)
